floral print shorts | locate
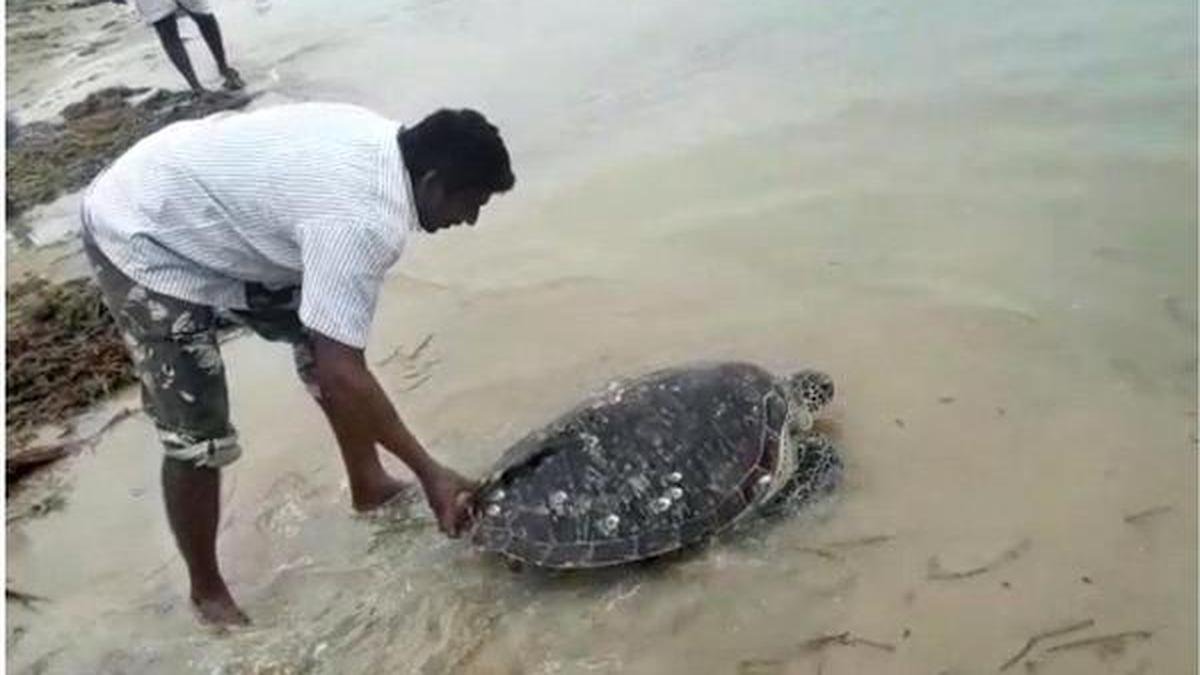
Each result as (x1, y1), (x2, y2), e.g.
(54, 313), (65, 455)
(83, 234), (317, 468)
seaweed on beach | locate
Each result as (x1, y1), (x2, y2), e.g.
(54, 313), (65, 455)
(5, 275), (136, 450)
(6, 85), (254, 218)
(5, 273), (244, 482)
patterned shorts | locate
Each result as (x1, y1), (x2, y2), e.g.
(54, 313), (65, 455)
(83, 234), (317, 468)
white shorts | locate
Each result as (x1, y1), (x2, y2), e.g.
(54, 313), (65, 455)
(133, 0), (213, 24)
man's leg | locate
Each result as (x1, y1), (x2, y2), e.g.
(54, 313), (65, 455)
(228, 289), (405, 511)
(292, 340), (407, 510)
(83, 229), (247, 625)
(162, 458), (248, 624)
(185, 11), (244, 90)
(144, 326), (247, 624)
(151, 14), (205, 93)
(314, 391), (409, 511)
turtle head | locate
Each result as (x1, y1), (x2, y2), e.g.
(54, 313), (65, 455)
(787, 369), (835, 414)
(757, 370), (839, 515)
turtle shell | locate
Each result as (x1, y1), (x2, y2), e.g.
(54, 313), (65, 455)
(470, 362), (792, 569)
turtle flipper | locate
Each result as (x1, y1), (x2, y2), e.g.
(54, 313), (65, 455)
(759, 433), (842, 516)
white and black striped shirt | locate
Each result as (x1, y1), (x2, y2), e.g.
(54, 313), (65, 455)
(83, 102), (418, 348)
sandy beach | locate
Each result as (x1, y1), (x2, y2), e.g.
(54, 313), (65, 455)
(6, 0), (1197, 673)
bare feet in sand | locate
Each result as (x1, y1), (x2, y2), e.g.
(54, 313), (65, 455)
(191, 584), (250, 626)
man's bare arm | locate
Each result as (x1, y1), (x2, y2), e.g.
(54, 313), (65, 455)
(310, 332), (475, 535)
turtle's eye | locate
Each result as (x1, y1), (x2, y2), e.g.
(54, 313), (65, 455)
(788, 409), (814, 436)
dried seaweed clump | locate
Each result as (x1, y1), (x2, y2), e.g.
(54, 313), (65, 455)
(6, 275), (135, 443)
(6, 86), (252, 217)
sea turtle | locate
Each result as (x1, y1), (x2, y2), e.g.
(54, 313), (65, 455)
(469, 361), (842, 569)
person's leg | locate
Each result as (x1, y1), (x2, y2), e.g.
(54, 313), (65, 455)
(298, 342), (407, 510)
(151, 14), (205, 93)
(82, 235), (247, 624)
(315, 399), (408, 510)
(162, 458), (248, 624)
(184, 9), (244, 90)
(148, 326), (247, 625)
(229, 292), (405, 510)
(144, 325), (246, 624)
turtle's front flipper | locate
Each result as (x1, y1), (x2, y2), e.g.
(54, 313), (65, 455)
(758, 433), (842, 517)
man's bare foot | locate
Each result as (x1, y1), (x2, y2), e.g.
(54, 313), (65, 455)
(191, 586), (250, 626)
(351, 475), (409, 513)
(221, 67), (245, 91)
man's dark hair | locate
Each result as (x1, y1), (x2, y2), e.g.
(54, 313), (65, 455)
(400, 109), (515, 194)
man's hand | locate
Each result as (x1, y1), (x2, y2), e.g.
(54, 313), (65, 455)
(421, 466), (477, 537)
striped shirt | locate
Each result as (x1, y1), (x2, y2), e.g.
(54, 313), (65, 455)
(83, 102), (417, 349)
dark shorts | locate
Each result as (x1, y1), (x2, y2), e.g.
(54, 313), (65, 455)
(83, 234), (318, 468)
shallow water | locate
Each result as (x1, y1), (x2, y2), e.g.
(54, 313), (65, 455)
(6, 0), (1197, 673)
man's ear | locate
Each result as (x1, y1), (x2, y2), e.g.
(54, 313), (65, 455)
(417, 169), (440, 196)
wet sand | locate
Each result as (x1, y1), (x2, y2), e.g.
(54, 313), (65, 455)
(6, 0), (1197, 673)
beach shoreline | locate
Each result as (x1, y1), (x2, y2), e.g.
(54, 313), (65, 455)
(5, 0), (1195, 673)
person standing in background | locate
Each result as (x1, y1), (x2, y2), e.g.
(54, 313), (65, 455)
(113, 0), (245, 94)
